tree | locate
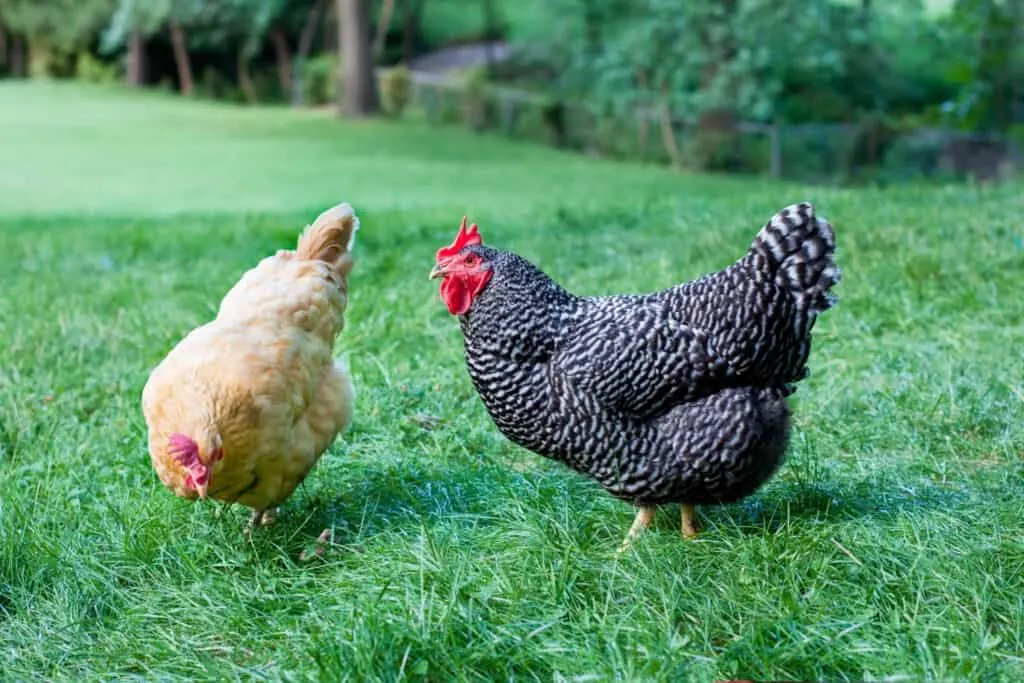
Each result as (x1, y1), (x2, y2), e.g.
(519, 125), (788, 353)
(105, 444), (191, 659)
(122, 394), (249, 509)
(400, 0), (426, 63)
(532, 0), (866, 166)
(943, 0), (1024, 131)
(268, 0), (327, 106)
(105, 0), (298, 100)
(1, 0), (115, 76)
(104, 0), (188, 93)
(222, 0), (287, 103)
(337, 0), (379, 116)
(372, 0), (396, 59)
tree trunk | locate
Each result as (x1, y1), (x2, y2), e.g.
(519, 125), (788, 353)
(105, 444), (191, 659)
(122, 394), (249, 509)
(237, 49), (257, 104)
(299, 0), (326, 57)
(636, 69), (650, 157)
(481, 0), (497, 69)
(270, 27), (292, 95)
(658, 97), (684, 169)
(168, 19), (194, 96)
(291, 0), (326, 106)
(126, 30), (146, 87)
(27, 37), (55, 78)
(402, 0), (426, 63)
(0, 20), (7, 66)
(373, 0), (397, 59)
(10, 33), (25, 77)
(323, 0), (337, 52)
(693, 0), (738, 170)
(338, 0), (379, 117)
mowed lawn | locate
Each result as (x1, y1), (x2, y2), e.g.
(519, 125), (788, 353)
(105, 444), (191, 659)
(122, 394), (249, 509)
(1, 82), (1022, 681)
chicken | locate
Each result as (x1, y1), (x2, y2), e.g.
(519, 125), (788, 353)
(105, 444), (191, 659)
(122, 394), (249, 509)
(430, 203), (839, 549)
(142, 203), (358, 529)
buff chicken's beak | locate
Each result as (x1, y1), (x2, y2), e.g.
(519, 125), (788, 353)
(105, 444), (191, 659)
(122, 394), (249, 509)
(429, 262), (447, 280)
(195, 482), (208, 500)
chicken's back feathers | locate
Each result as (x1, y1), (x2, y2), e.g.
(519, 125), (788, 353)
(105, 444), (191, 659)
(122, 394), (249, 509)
(217, 203), (358, 341)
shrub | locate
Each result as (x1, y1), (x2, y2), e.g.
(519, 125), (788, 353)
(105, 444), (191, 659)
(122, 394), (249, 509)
(380, 65), (413, 118)
(879, 132), (948, 182)
(196, 67), (240, 103)
(461, 67), (493, 131)
(301, 54), (338, 106)
(75, 52), (119, 84)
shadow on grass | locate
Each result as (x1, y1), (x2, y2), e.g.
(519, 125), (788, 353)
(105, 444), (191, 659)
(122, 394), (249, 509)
(237, 455), (571, 557)
(231, 443), (983, 561)
(699, 473), (974, 537)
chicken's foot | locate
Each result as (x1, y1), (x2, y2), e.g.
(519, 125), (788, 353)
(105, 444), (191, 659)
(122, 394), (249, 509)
(258, 508), (278, 526)
(618, 505), (656, 552)
(244, 507), (279, 534)
(299, 528), (332, 562)
(681, 503), (700, 538)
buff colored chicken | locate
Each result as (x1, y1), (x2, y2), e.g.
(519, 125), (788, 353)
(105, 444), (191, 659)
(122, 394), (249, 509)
(142, 204), (358, 530)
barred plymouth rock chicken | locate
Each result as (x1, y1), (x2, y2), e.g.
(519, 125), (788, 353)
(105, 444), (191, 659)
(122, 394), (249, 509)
(430, 203), (839, 549)
(143, 204), (358, 532)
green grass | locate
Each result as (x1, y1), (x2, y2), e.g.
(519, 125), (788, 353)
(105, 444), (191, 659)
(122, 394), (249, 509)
(1, 81), (1023, 681)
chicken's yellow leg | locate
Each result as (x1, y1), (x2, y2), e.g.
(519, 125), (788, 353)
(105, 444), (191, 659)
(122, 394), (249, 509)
(619, 505), (656, 552)
(681, 503), (700, 538)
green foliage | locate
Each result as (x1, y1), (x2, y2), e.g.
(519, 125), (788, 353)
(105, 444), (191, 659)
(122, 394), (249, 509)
(0, 0), (116, 50)
(301, 53), (337, 106)
(75, 51), (119, 83)
(380, 65), (413, 118)
(538, 0), (852, 121)
(513, 0), (1016, 134)
(1, 83), (1024, 680)
(460, 65), (492, 130)
(100, 0), (172, 49)
(26, 41), (76, 78)
(101, 0), (304, 59)
(937, 0), (1024, 131)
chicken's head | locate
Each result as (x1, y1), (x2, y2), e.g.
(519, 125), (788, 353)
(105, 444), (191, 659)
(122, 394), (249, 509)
(429, 217), (493, 315)
(168, 432), (223, 500)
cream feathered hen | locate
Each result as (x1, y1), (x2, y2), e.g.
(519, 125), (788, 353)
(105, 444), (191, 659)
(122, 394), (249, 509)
(142, 204), (358, 528)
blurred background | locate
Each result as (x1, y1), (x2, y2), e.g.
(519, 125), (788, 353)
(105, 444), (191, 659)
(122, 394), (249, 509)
(0, 0), (1021, 185)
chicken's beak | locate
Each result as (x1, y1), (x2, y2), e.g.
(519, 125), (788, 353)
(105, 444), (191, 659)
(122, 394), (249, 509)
(429, 263), (447, 280)
(195, 482), (208, 501)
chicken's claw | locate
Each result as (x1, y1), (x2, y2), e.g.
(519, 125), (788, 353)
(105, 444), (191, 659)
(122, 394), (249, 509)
(299, 528), (332, 562)
(243, 508), (277, 535)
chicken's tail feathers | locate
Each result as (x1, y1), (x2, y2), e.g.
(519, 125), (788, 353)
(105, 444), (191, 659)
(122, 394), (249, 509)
(296, 203), (359, 278)
(751, 202), (840, 316)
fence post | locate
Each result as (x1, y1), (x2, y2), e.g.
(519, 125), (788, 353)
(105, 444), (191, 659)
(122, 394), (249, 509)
(423, 84), (438, 123)
(770, 123), (783, 178)
(499, 94), (517, 136)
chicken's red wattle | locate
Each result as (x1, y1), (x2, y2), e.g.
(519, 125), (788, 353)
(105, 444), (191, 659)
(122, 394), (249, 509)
(441, 277), (472, 315)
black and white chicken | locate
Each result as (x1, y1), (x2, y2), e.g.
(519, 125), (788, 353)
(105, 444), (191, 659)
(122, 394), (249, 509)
(430, 203), (840, 549)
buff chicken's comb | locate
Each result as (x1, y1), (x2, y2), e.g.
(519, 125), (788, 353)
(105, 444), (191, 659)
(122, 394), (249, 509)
(436, 216), (482, 261)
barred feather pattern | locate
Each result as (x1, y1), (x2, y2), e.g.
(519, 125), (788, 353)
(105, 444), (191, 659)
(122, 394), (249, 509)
(456, 203), (838, 505)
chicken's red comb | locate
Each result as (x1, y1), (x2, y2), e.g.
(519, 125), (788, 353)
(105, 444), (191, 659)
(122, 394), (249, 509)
(436, 216), (482, 261)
